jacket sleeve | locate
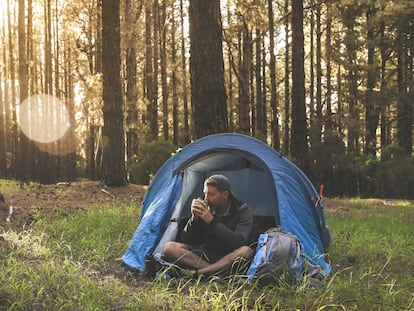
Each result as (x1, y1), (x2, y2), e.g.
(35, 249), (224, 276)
(208, 204), (253, 250)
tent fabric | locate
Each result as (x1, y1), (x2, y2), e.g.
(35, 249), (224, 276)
(122, 133), (331, 274)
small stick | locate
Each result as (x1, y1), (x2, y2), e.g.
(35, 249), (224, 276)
(6, 206), (13, 222)
(101, 188), (115, 199)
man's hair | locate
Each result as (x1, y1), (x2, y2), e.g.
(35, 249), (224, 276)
(204, 174), (231, 193)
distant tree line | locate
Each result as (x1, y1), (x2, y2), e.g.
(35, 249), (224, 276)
(0, 0), (413, 198)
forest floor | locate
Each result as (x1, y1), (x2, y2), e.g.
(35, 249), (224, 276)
(2, 179), (402, 235)
(0, 181), (148, 287)
(1, 180), (413, 310)
(1, 180), (411, 288)
(0, 181), (146, 234)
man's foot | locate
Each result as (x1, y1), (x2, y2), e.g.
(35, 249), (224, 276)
(144, 253), (157, 278)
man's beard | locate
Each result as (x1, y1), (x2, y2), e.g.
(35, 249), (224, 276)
(207, 201), (216, 212)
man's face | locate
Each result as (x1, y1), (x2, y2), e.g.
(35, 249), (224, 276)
(203, 185), (228, 212)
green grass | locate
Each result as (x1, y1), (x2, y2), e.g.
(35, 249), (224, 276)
(1, 198), (414, 310)
(0, 180), (23, 194)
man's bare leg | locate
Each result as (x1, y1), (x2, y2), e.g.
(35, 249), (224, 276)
(197, 246), (254, 275)
(163, 241), (210, 270)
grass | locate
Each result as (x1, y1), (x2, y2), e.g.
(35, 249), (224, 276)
(1, 198), (414, 310)
(0, 180), (23, 194)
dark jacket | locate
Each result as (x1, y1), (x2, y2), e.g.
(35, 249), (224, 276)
(180, 198), (253, 257)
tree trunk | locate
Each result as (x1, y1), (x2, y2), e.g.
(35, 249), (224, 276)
(36, 0), (56, 184)
(325, 3), (332, 131)
(226, 6), (235, 133)
(309, 4), (315, 133)
(261, 39), (267, 140)
(283, 0), (290, 155)
(152, 0), (160, 139)
(125, 0), (139, 161)
(160, 0), (169, 141)
(171, 7), (179, 146)
(343, 6), (361, 155)
(102, 0), (127, 186)
(396, 21), (413, 155)
(8, 0), (19, 180)
(268, 0), (279, 149)
(364, 4), (379, 156)
(239, 20), (251, 135)
(63, 42), (77, 181)
(189, 0), (227, 138)
(255, 28), (263, 139)
(144, 4), (158, 141)
(180, 0), (190, 143)
(291, 0), (308, 170)
(18, 0), (31, 182)
(315, 3), (322, 143)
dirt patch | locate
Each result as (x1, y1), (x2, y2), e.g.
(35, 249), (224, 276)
(0, 180), (150, 287)
(0, 180), (146, 233)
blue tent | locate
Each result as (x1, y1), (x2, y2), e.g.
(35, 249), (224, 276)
(122, 133), (331, 274)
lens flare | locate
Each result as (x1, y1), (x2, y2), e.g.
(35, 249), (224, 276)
(18, 94), (70, 144)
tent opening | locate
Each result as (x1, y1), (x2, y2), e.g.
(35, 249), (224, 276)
(174, 150), (279, 230)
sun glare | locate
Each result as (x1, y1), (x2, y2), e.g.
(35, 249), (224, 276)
(0, 2), (5, 28)
(0, 0), (13, 29)
(18, 94), (71, 145)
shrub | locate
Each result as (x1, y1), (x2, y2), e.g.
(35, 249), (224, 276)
(360, 154), (414, 199)
(127, 139), (176, 185)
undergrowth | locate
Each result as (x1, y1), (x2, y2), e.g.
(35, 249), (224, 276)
(1, 199), (414, 310)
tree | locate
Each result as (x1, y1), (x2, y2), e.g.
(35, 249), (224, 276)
(17, 0), (31, 182)
(189, 0), (228, 138)
(364, 2), (379, 156)
(101, 0), (127, 186)
(395, 14), (413, 156)
(125, 0), (140, 161)
(160, 0), (169, 141)
(283, 0), (290, 155)
(144, 3), (158, 141)
(267, 0), (279, 149)
(290, 0), (308, 170)
(342, 4), (362, 155)
(179, 0), (190, 143)
(238, 16), (252, 135)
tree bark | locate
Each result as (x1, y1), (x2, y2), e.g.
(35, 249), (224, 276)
(283, 0), (290, 155)
(102, 0), (127, 186)
(160, 0), (169, 141)
(18, 0), (31, 182)
(125, 0), (139, 161)
(189, 0), (228, 138)
(364, 4), (379, 156)
(238, 20), (251, 135)
(179, 0), (190, 143)
(268, 0), (279, 149)
(291, 0), (308, 170)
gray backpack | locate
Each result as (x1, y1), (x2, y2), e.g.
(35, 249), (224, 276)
(247, 227), (304, 286)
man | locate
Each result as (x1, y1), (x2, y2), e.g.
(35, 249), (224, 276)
(163, 174), (255, 276)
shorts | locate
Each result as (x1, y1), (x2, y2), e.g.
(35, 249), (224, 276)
(187, 244), (225, 264)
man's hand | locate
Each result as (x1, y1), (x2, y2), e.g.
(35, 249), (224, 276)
(191, 198), (214, 224)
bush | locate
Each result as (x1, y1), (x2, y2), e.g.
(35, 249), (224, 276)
(127, 140), (176, 185)
(360, 154), (414, 199)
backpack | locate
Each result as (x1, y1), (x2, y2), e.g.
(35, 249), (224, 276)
(247, 227), (304, 286)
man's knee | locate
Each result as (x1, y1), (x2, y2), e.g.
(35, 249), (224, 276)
(163, 241), (185, 259)
(163, 241), (176, 255)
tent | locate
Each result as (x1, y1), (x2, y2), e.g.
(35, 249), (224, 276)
(122, 133), (331, 274)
